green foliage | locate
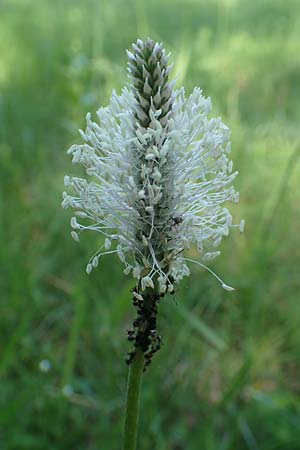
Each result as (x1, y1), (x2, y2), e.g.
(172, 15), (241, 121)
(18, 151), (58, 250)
(1, 0), (300, 448)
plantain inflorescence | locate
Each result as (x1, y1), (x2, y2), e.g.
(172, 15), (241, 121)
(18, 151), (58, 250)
(62, 38), (244, 364)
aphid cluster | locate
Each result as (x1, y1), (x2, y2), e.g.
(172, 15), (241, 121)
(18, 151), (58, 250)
(126, 286), (164, 370)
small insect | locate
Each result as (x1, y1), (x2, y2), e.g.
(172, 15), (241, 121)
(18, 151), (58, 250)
(170, 215), (183, 228)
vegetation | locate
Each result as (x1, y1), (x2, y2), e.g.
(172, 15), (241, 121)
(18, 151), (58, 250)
(1, 0), (300, 448)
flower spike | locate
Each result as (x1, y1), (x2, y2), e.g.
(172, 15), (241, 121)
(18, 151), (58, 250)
(62, 38), (243, 365)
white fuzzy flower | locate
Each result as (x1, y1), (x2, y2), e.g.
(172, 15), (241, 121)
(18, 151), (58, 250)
(62, 38), (243, 293)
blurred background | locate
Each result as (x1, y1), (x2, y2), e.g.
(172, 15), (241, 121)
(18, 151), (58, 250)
(1, 0), (300, 448)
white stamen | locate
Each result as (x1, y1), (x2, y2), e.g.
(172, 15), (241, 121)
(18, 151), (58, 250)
(184, 257), (235, 292)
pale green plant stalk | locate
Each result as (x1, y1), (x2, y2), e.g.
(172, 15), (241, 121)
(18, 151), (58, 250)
(123, 349), (144, 450)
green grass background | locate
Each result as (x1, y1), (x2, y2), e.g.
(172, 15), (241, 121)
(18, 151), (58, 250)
(1, 0), (300, 448)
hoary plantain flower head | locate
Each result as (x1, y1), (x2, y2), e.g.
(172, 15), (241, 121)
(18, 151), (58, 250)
(62, 38), (244, 295)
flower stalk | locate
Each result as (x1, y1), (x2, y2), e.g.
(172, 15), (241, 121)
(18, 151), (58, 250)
(123, 348), (144, 450)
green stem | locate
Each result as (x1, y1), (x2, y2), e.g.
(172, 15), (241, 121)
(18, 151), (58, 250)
(123, 348), (144, 450)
